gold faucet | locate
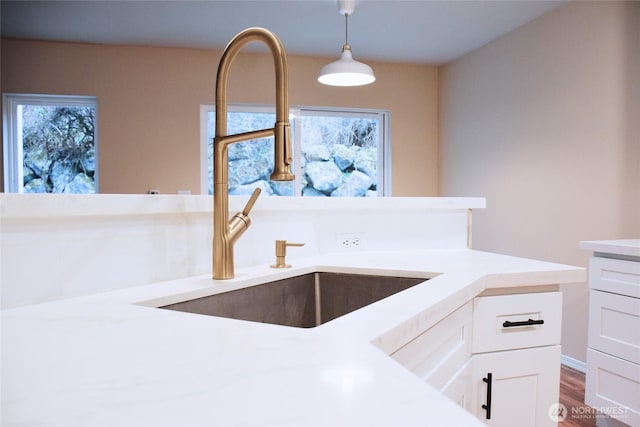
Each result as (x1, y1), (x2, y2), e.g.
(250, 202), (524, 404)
(213, 28), (295, 280)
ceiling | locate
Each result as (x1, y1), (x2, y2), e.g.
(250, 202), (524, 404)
(1, 0), (568, 65)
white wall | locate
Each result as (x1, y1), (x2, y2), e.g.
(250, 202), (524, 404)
(439, 1), (640, 363)
(0, 194), (480, 309)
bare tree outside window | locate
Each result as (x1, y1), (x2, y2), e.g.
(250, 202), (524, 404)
(21, 105), (96, 193)
(3, 94), (98, 193)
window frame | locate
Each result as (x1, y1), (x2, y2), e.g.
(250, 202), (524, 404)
(2, 93), (99, 193)
(200, 103), (391, 196)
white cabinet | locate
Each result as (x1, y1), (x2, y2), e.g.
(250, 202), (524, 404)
(441, 357), (474, 412)
(389, 290), (563, 426)
(390, 301), (472, 390)
(582, 248), (640, 427)
(470, 346), (561, 427)
(470, 292), (562, 427)
(586, 349), (640, 426)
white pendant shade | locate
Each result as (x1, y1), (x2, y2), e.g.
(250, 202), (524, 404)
(318, 48), (376, 87)
(318, 1), (375, 87)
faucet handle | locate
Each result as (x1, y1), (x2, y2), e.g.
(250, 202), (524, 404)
(271, 240), (305, 269)
(227, 187), (262, 247)
(241, 188), (262, 216)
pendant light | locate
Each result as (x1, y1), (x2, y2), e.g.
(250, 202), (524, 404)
(318, 0), (375, 87)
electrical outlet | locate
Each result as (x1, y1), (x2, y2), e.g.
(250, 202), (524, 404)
(337, 233), (365, 250)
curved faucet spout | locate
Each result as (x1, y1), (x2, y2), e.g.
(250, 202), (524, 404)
(213, 27), (295, 280)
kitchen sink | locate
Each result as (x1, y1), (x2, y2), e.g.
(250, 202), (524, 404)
(160, 272), (428, 328)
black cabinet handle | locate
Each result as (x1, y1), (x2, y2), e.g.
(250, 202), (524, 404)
(482, 372), (492, 420)
(503, 318), (544, 328)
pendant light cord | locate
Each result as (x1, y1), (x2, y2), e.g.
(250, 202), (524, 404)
(344, 13), (350, 49)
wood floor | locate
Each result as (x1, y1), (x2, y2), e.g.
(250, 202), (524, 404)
(559, 365), (597, 427)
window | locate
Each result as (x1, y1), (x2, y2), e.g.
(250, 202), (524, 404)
(201, 105), (389, 196)
(3, 94), (98, 193)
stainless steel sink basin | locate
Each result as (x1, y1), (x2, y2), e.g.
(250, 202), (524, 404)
(160, 272), (427, 328)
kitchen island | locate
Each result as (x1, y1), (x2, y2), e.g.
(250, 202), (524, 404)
(580, 239), (640, 427)
(2, 248), (584, 426)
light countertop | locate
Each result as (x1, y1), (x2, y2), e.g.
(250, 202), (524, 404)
(1, 249), (585, 427)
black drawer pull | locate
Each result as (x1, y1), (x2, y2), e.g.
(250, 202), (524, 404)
(482, 372), (492, 419)
(503, 318), (544, 328)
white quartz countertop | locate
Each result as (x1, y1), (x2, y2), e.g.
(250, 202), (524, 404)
(580, 239), (640, 258)
(1, 249), (585, 427)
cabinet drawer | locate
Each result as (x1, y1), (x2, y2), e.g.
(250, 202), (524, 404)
(472, 292), (561, 353)
(588, 290), (640, 364)
(585, 348), (640, 427)
(589, 256), (640, 297)
(391, 301), (472, 390)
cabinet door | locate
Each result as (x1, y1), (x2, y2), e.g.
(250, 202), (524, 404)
(585, 348), (640, 427)
(390, 301), (472, 389)
(441, 359), (474, 413)
(471, 346), (561, 427)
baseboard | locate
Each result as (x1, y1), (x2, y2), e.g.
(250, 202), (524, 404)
(561, 354), (587, 373)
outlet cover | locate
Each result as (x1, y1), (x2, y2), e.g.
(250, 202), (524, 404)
(337, 233), (365, 250)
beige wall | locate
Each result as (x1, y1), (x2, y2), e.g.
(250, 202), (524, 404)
(439, 1), (640, 362)
(1, 39), (438, 195)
